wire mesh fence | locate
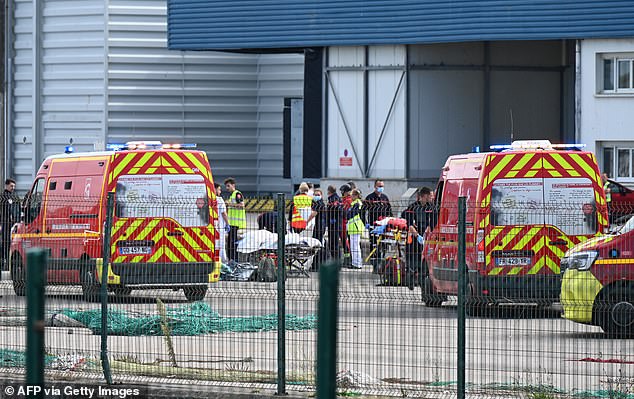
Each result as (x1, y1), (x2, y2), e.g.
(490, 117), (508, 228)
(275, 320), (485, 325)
(1, 192), (633, 398)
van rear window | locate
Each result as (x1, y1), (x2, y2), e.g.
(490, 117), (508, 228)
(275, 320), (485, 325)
(491, 177), (598, 235)
(115, 174), (209, 226)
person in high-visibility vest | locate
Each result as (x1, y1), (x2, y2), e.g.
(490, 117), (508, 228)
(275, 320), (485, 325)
(224, 177), (246, 262)
(290, 182), (313, 233)
(346, 189), (366, 269)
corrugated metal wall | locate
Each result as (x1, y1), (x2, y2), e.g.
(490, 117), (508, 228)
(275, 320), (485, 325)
(8, 0), (304, 194)
(9, 0), (106, 190)
(107, 0), (304, 194)
(168, 0), (634, 51)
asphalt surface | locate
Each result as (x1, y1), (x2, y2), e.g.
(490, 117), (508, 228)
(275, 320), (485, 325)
(0, 267), (632, 398)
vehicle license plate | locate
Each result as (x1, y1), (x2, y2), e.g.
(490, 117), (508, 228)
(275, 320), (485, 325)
(496, 257), (531, 266)
(119, 246), (152, 255)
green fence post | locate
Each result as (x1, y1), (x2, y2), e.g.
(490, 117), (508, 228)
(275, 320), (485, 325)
(100, 192), (114, 385)
(317, 260), (340, 399)
(276, 193), (287, 395)
(26, 249), (46, 396)
(457, 196), (466, 399)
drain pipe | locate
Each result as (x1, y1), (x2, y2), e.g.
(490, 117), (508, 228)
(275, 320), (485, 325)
(574, 40), (581, 144)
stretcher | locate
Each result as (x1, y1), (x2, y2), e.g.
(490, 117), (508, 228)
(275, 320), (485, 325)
(237, 231), (323, 278)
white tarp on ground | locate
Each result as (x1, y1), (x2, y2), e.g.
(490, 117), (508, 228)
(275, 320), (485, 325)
(237, 231), (323, 254)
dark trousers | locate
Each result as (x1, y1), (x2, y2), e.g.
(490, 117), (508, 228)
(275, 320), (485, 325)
(1, 224), (11, 266)
(327, 224), (341, 259)
(227, 225), (239, 262)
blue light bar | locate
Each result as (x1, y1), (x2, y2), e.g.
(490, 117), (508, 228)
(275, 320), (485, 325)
(105, 141), (197, 151)
(64, 145), (74, 154)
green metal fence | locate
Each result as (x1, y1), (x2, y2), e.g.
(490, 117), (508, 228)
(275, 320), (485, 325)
(2, 193), (634, 398)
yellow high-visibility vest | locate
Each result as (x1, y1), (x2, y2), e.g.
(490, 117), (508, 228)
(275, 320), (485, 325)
(346, 199), (365, 235)
(227, 190), (246, 228)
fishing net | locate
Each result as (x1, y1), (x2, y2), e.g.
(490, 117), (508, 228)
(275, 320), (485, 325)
(61, 302), (317, 336)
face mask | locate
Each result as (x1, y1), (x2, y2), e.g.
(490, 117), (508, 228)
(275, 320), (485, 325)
(377, 187), (384, 193)
(313, 195), (322, 201)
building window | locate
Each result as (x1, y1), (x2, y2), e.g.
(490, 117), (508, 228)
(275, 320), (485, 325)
(604, 145), (634, 181)
(599, 54), (634, 93)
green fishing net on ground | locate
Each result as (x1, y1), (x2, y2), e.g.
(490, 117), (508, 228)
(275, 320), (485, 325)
(61, 302), (317, 336)
(0, 349), (56, 368)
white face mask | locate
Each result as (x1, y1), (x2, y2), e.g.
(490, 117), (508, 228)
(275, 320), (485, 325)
(377, 187), (384, 193)
(313, 195), (322, 201)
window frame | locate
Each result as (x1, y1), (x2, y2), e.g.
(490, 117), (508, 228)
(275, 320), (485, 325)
(603, 144), (634, 182)
(599, 53), (634, 94)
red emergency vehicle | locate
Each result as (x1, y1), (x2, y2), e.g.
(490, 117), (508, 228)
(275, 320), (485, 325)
(422, 140), (609, 313)
(10, 142), (220, 301)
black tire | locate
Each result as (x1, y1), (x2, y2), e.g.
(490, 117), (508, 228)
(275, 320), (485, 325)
(80, 263), (100, 302)
(184, 285), (208, 302)
(600, 288), (634, 338)
(421, 276), (447, 307)
(10, 254), (25, 297)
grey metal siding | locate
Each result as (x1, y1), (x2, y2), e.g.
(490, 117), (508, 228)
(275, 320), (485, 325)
(9, 0), (304, 195)
(168, 0), (634, 50)
(10, 0), (106, 190)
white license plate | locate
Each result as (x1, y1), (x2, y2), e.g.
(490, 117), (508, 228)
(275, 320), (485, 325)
(496, 257), (531, 266)
(119, 246), (152, 255)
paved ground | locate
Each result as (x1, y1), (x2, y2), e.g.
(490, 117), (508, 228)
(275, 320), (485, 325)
(0, 267), (633, 398)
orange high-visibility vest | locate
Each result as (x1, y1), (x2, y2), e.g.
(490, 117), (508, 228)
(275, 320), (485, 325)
(291, 194), (312, 229)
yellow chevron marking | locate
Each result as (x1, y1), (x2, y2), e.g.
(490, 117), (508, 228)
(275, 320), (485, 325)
(547, 170), (562, 177)
(180, 229), (202, 250)
(113, 153), (137, 180)
(568, 153), (597, 181)
(510, 153), (534, 171)
(511, 227), (540, 250)
(134, 152), (154, 170)
(489, 267), (503, 276)
(148, 246), (164, 263)
(152, 157), (161, 167)
(199, 253), (211, 262)
(500, 227), (524, 246)
(166, 235), (195, 261)
(124, 220), (145, 238)
(134, 219), (160, 241)
(549, 153), (580, 176)
(485, 155), (516, 188)
(146, 168), (157, 174)
(191, 228), (214, 249)
(508, 266), (522, 275)
(164, 246), (180, 262)
(525, 170), (538, 178)
(132, 255), (143, 263)
(532, 238), (544, 254)
(483, 154), (515, 189)
(166, 167), (178, 174)
(167, 152), (190, 170)
(184, 153), (211, 180)
(544, 256), (560, 274)
(527, 256), (545, 274)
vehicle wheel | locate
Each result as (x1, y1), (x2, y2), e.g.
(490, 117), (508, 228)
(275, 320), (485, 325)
(184, 285), (208, 302)
(80, 264), (100, 302)
(10, 254), (25, 297)
(600, 288), (634, 338)
(421, 276), (447, 308)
